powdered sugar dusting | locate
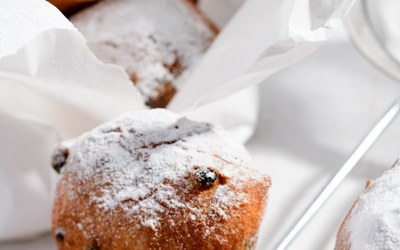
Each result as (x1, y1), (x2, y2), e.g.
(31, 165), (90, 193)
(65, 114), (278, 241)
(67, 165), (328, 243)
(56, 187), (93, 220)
(347, 163), (400, 249)
(70, 0), (216, 101)
(60, 109), (269, 235)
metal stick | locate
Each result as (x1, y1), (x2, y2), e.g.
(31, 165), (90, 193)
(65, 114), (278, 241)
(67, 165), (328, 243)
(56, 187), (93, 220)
(275, 99), (400, 250)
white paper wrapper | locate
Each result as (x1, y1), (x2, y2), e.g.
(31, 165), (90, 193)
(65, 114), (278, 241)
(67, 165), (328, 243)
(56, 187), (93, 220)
(0, 0), (356, 241)
(171, 0), (357, 110)
(0, 111), (60, 240)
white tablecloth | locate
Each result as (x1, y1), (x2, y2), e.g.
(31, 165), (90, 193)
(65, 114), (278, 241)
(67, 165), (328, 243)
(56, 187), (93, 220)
(2, 24), (400, 250)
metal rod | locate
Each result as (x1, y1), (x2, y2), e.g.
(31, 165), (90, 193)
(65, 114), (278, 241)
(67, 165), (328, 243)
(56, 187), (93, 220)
(275, 99), (400, 250)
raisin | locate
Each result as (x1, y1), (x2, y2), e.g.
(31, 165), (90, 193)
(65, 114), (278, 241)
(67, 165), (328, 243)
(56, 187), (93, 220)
(51, 145), (69, 173)
(196, 169), (217, 187)
(55, 228), (64, 241)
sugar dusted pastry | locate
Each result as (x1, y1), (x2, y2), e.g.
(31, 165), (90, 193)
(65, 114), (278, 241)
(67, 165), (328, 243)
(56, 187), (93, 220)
(51, 109), (271, 249)
(336, 162), (400, 250)
(70, 0), (217, 108)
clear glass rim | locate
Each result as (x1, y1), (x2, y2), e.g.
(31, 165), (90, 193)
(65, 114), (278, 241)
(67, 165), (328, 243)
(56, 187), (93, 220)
(344, 0), (400, 81)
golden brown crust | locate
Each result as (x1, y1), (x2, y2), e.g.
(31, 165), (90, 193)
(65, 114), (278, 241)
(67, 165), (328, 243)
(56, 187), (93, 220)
(145, 82), (177, 109)
(335, 200), (356, 250)
(48, 0), (99, 16)
(187, 0), (199, 5)
(52, 171), (270, 250)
